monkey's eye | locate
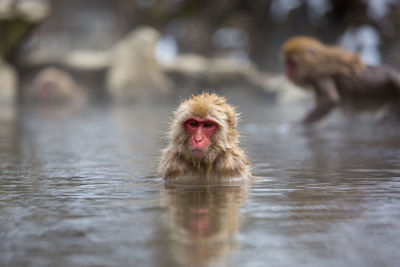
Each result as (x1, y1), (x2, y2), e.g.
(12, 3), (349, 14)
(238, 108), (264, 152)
(203, 122), (214, 128)
(188, 120), (199, 127)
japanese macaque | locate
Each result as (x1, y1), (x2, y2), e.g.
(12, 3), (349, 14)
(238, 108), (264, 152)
(25, 67), (87, 105)
(282, 36), (400, 125)
(158, 93), (251, 183)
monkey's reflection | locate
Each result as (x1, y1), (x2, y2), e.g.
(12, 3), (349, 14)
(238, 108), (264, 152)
(161, 184), (248, 267)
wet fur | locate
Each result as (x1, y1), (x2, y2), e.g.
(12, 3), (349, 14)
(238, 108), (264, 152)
(158, 93), (251, 183)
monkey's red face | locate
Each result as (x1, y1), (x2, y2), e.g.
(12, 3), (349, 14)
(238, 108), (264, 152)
(185, 117), (218, 157)
(285, 56), (296, 80)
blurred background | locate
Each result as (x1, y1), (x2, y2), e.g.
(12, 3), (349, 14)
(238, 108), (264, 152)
(1, 0), (400, 106)
(2, 1), (400, 267)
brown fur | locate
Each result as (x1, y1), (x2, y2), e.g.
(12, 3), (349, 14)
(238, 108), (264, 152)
(158, 93), (251, 183)
(282, 36), (400, 124)
(282, 36), (365, 84)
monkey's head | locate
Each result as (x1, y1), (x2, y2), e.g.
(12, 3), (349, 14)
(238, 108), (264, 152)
(282, 36), (365, 85)
(30, 67), (81, 104)
(169, 93), (238, 163)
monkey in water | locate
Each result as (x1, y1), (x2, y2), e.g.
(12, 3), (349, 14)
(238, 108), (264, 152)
(158, 93), (251, 183)
(282, 36), (400, 125)
(26, 67), (86, 105)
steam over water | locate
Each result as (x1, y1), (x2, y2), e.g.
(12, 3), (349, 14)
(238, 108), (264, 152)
(1, 100), (400, 267)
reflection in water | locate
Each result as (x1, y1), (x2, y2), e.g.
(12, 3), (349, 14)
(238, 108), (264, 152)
(161, 184), (248, 267)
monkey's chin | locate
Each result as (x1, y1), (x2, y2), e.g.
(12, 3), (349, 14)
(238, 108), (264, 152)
(189, 148), (208, 158)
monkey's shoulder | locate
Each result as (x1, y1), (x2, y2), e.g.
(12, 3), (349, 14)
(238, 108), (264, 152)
(213, 150), (251, 178)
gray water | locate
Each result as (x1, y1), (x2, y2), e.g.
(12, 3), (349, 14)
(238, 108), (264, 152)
(1, 101), (400, 267)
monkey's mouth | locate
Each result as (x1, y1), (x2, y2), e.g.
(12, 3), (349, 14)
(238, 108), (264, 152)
(190, 148), (207, 157)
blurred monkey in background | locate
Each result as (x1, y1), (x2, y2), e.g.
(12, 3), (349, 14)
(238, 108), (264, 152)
(282, 36), (400, 125)
(25, 67), (87, 106)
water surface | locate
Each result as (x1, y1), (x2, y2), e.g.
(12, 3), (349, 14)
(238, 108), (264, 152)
(1, 101), (399, 267)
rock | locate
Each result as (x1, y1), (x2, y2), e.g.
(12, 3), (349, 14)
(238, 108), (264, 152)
(23, 50), (111, 71)
(0, 0), (49, 59)
(0, 0), (49, 22)
(264, 75), (311, 104)
(0, 58), (17, 105)
(162, 54), (209, 77)
(106, 26), (173, 101)
(63, 50), (111, 71)
(164, 54), (274, 96)
(0, 58), (17, 122)
(207, 57), (259, 82)
(164, 53), (311, 103)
